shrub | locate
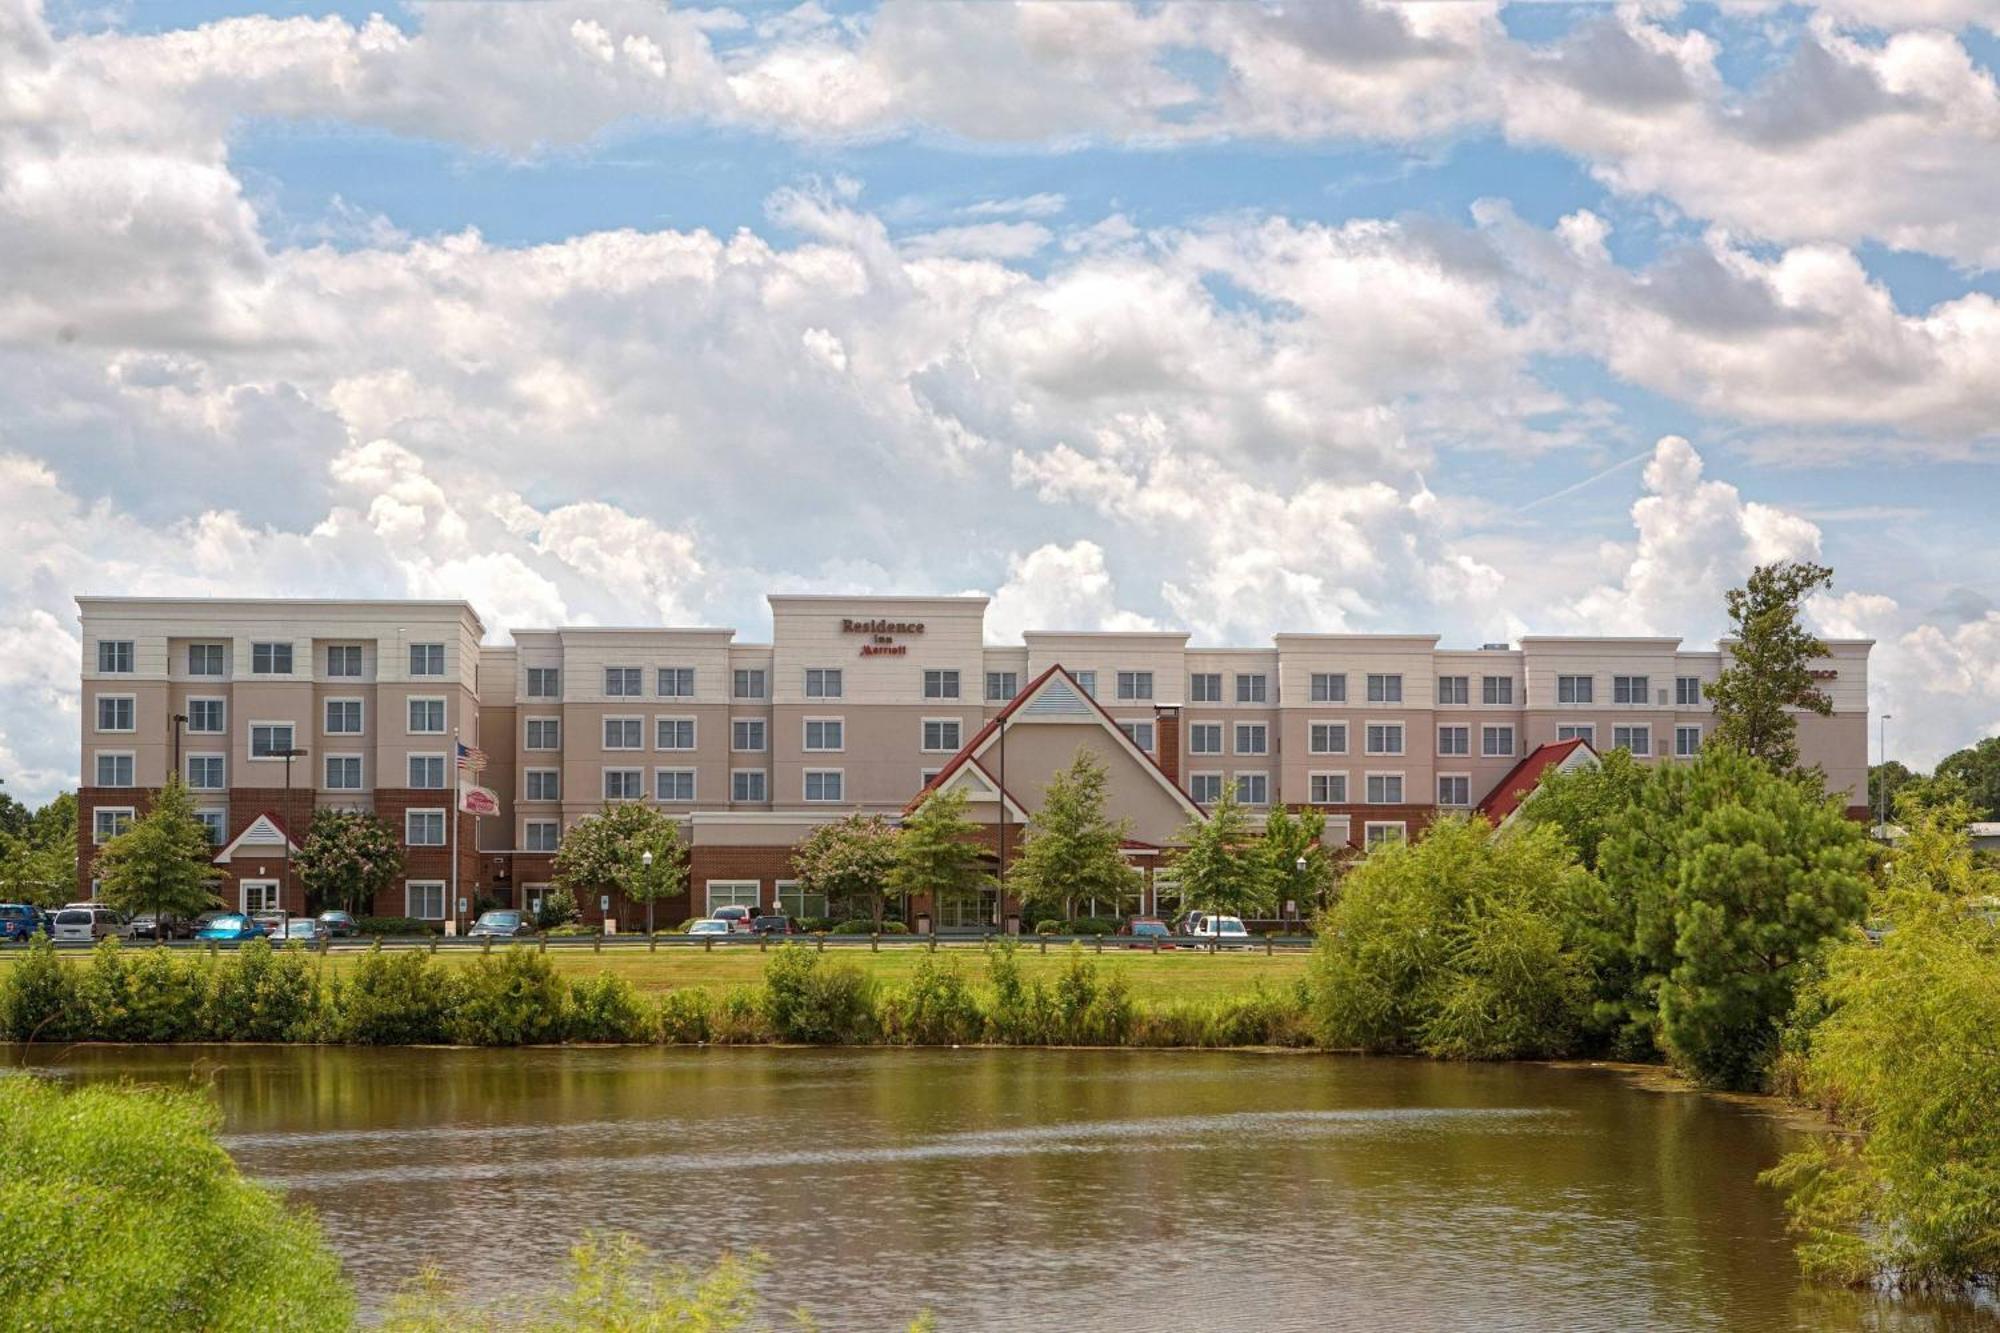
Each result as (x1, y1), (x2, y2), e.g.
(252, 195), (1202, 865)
(1047, 947), (1132, 1045)
(447, 947), (567, 1046)
(119, 944), (209, 1042)
(985, 940), (1045, 1044)
(567, 972), (649, 1043)
(533, 888), (580, 932)
(1033, 919), (1063, 936)
(356, 916), (444, 937)
(795, 917), (838, 935)
(656, 988), (713, 1044)
(547, 923), (599, 937)
(1067, 917), (1119, 937)
(830, 918), (906, 935)
(762, 944), (874, 1043)
(0, 933), (75, 1041)
(879, 953), (982, 1045)
(710, 988), (773, 1044)
(329, 945), (448, 1045)
(200, 939), (322, 1042)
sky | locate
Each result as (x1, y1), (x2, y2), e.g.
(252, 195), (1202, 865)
(1, 0), (1998, 804)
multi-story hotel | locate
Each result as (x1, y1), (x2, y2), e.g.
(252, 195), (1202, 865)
(74, 594), (1872, 928)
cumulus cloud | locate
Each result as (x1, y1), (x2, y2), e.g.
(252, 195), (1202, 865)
(984, 541), (1160, 644)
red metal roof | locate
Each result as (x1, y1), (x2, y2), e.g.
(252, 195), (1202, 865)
(1475, 738), (1594, 823)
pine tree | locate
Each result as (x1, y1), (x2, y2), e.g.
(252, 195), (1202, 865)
(1707, 560), (1835, 774)
(92, 778), (227, 923)
(888, 787), (992, 931)
(1009, 748), (1139, 919)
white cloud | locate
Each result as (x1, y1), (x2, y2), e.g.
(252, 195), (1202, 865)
(984, 540), (1159, 644)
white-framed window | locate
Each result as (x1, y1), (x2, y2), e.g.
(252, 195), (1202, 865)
(1365, 822), (1407, 849)
(405, 880), (446, 921)
(985, 671), (1018, 701)
(187, 643), (225, 676)
(1558, 724), (1595, 744)
(1482, 676), (1514, 705)
(527, 666), (560, 698)
(1676, 676), (1703, 707)
(251, 642), (292, 675)
(92, 807), (134, 843)
(1234, 723), (1268, 755)
(602, 717), (644, 750)
(194, 809), (226, 845)
(241, 881), (282, 914)
(803, 769), (844, 802)
(1191, 672), (1222, 702)
(1310, 673), (1346, 703)
(605, 667), (643, 697)
(1613, 675), (1650, 705)
(1310, 772), (1348, 804)
(731, 769), (767, 802)
(805, 668), (843, 699)
(1235, 673), (1268, 704)
(658, 667), (695, 698)
(1189, 722), (1223, 755)
(1189, 773), (1224, 803)
(408, 754), (447, 789)
(409, 643), (445, 677)
(1235, 772), (1269, 806)
(1613, 725), (1651, 756)
(1437, 676), (1469, 705)
(249, 722), (296, 758)
(96, 695), (134, 732)
(1558, 674), (1593, 704)
(405, 809), (446, 846)
(1438, 725), (1469, 756)
(804, 718), (845, 752)
(1438, 774), (1471, 807)
(1676, 724), (1702, 757)
(602, 768), (644, 801)
(1116, 670), (1154, 700)
(325, 698), (363, 734)
(94, 752), (135, 787)
(324, 755), (362, 790)
(656, 717), (696, 750)
(923, 669), (961, 700)
(525, 768), (560, 801)
(1481, 725), (1515, 758)
(524, 820), (560, 853)
(525, 717), (560, 750)
(187, 698), (225, 733)
(922, 718), (962, 752)
(656, 769), (695, 803)
(707, 881), (761, 913)
(1366, 673), (1402, 703)
(733, 668), (766, 700)
(97, 640), (135, 674)
(732, 718), (766, 752)
(1118, 720), (1155, 752)
(1310, 721), (1348, 755)
(1365, 723), (1404, 756)
(326, 644), (362, 678)
(919, 768), (942, 788)
(186, 754), (226, 790)
(1073, 669), (1097, 697)
(777, 879), (829, 920)
(1365, 773), (1405, 804)
(407, 698), (446, 734)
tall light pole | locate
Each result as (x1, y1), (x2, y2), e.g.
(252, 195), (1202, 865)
(281, 746), (308, 916)
(641, 848), (656, 937)
(1877, 713), (1893, 838)
(171, 712), (188, 782)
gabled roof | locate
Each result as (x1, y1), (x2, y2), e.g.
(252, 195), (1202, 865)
(211, 811), (300, 863)
(1476, 739), (1597, 825)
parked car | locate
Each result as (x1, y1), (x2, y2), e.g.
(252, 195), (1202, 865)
(277, 918), (330, 945)
(317, 910), (359, 938)
(710, 905), (754, 933)
(195, 914), (268, 942)
(686, 918), (734, 937)
(1185, 914), (1252, 948)
(0, 903), (43, 942)
(52, 906), (126, 942)
(250, 912), (289, 938)
(127, 911), (192, 941)
(748, 914), (796, 937)
(1118, 917), (1175, 948)
(468, 909), (534, 939)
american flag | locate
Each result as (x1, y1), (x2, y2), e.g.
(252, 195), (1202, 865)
(456, 741), (487, 774)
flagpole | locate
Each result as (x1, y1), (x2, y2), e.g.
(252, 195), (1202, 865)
(450, 726), (460, 935)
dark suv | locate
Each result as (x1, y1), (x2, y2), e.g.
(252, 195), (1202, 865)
(748, 914), (797, 937)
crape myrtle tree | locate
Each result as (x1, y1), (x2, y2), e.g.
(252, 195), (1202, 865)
(293, 808), (403, 917)
(1706, 560), (1836, 775)
(1168, 789), (1274, 948)
(791, 812), (900, 926)
(92, 778), (228, 927)
(552, 804), (688, 933)
(887, 786), (992, 932)
(1008, 748), (1140, 922)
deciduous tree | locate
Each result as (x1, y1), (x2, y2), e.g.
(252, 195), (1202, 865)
(1706, 560), (1836, 774)
(888, 787), (991, 931)
(92, 778), (226, 924)
(1168, 790), (1272, 941)
(791, 812), (900, 926)
(293, 808), (403, 917)
(1933, 735), (2000, 822)
(552, 804), (687, 932)
(1009, 748), (1139, 919)
(1259, 805), (1336, 918)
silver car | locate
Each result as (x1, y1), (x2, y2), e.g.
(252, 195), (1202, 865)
(52, 906), (125, 942)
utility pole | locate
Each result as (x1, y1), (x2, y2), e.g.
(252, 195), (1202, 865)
(282, 746), (308, 917)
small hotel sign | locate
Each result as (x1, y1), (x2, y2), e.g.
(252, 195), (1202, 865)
(843, 617), (925, 658)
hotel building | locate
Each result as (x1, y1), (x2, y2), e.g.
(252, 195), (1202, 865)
(73, 595), (1872, 927)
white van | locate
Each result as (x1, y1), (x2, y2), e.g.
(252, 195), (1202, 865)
(52, 906), (126, 942)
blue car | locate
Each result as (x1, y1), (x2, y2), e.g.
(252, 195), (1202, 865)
(0, 903), (43, 942)
(194, 914), (268, 941)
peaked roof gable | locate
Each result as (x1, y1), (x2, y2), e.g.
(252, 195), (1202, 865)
(1476, 739), (1599, 825)
(212, 811), (301, 863)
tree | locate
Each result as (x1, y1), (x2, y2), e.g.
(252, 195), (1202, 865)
(0, 791), (75, 909)
(1600, 745), (1869, 1090)
(293, 808), (403, 916)
(1515, 747), (1647, 873)
(1008, 748), (1140, 920)
(92, 778), (226, 925)
(887, 786), (991, 932)
(552, 804), (687, 933)
(1260, 805), (1335, 917)
(1167, 790), (1273, 945)
(791, 812), (900, 926)
(1706, 560), (1835, 774)
(0, 778), (28, 840)
(1867, 760), (1920, 827)
(1933, 735), (2000, 821)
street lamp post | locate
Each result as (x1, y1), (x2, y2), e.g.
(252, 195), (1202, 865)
(281, 746), (308, 916)
(641, 848), (656, 937)
(1877, 713), (1893, 838)
(172, 712), (188, 781)
(1295, 855), (1308, 927)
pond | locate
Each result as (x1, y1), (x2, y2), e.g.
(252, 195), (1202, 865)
(16, 1045), (1996, 1331)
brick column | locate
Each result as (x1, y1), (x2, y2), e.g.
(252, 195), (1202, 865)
(1153, 705), (1181, 786)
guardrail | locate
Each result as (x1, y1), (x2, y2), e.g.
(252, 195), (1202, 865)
(5, 931), (1316, 957)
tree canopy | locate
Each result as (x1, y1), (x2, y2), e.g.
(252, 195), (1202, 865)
(1259, 806), (1336, 916)
(92, 778), (227, 921)
(1514, 746), (1647, 873)
(0, 790), (76, 908)
(294, 808), (403, 916)
(1706, 560), (1835, 773)
(1932, 735), (2000, 822)
(1008, 747), (1139, 916)
(1167, 790), (1273, 926)
(791, 813), (900, 924)
(552, 804), (687, 929)
(888, 787), (991, 927)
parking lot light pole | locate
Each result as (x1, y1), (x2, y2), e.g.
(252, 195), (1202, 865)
(641, 849), (655, 937)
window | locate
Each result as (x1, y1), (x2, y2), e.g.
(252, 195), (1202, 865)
(656, 717), (696, 750)
(656, 769), (695, 803)
(1366, 674), (1402, 703)
(1189, 723), (1223, 755)
(805, 668), (843, 699)
(241, 881), (281, 914)
(194, 810), (225, 845)
(732, 718), (766, 752)
(920, 769), (942, 788)
(1235, 773), (1269, 805)
(326, 645), (362, 678)
(1676, 724), (1702, 757)
(409, 755), (447, 789)
(1310, 673), (1347, 703)
(1482, 676), (1514, 706)
(407, 698), (445, 734)
(1366, 723), (1404, 756)
(605, 667), (642, 697)
(408, 643), (444, 677)
(1235, 673), (1267, 703)
(187, 755), (225, 790)
(249, 723), (295, 758)
(187, 698), (224, 733)
(602, 769), (644, 801)
(733, 668), (766, 700)
(658, 667), (695, 698)
(324, 699), (362, 734)
(804, 719), (844, 751)
(1481, 725), (1515, 758)
(1310, 773), (1348, 804)
(524, 821), (560, 853)
(96, 695), (134, 732)
(1365, 823), (1407, 849)
(1613, 725), (1651, 756)
(1438, 725), (1469, 756)
(251, 642), (292, 675)
(405, 881), (445, 921)
(1118, 720), (1154, 752)
(1072, 670), (1097, 697)
(525, 718), (560, 750)
(985, 671), (1018, 701)
(1438, 775), (1470, 807)
(778, 880), (829, 921)
(525, 769), (560, 801)
(188, 643), (224, 676)
(527, 667), (560, 698)
(1116, 671), (1154, 700)
(1437, 676), (1469, 705)
(706, 881), (761, 913)
(1558, 675), (1593, 704)
(923, 669), (960, 700)
(1234, 723), (1268, 755)
(603, 717), (643, 750)
(1310, 722), (1347, 755)
(924, 719), (963, 752)
(93, 807), (134, 843)
(732, 770), (767, 802)
(1676, 676), (1703, 707)
(1191, 673), (1222, 702)
(97, 640), (134, 674)
(804, 770), (843, 802)
(1614, 675), (1650, 705)
(1366, 773), (1404, 804)
(405, 810), (446, 846)
(1558, 724), (1595, 744)
(1189, 774), (1224, 803)
(324, 756), (361, 790)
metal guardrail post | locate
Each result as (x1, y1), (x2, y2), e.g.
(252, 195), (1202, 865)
(1152, 937), (1160, 954)
(483, 934), (493, 955)
(649, 932), (657, 953)
(593, 933), (602, 954)
(704, 936), (712, 953)
(429, 937), (438, 956)
(539, 932), (547, 954)
(1266, 935), (1273, 956)
(871, 933), (879, 952)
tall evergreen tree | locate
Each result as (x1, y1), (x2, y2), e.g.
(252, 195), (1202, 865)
(1706, 560), (1835, 773)
(92, 778), (227, 924)
(1009, 748), (1139, 919)
(888, 787), (992, 931)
